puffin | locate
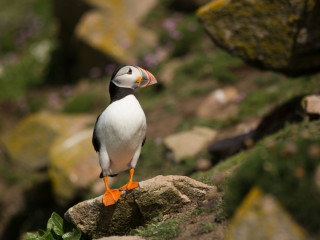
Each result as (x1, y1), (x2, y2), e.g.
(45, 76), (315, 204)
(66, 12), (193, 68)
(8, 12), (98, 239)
(92, 65), (157, 206)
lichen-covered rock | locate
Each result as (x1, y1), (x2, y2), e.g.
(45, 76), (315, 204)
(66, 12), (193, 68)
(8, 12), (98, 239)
(64, 175), (218, 239)
(197, 0), (320, 76)
(164, 126), (217, 163)
(49, 129), (101, 205)
(1, 112), (93, 170)
(226, 187), (306, 240)
(75, 0), (158, 63)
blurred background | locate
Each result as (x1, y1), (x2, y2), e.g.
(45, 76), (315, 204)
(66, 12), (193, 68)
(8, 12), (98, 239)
(0, 0), (320, 239)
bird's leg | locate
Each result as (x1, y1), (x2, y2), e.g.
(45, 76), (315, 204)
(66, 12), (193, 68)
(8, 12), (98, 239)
(102, 177), (121, 206)
(119, 169), (139, 191)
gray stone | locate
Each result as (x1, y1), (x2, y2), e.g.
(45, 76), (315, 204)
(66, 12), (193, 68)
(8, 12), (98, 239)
(197, 0), (320, 76)
(65, 175), (217, 239)
(302, 95), (320, 115)
(164, 126), (217, 163)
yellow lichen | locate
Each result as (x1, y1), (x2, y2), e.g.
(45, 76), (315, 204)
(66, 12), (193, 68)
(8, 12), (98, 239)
(226, 187), (307, 240)
(196, 0), (229, 16)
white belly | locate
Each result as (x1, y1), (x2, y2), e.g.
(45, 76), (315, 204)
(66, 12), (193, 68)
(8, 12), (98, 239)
(96, 95), (146, 174)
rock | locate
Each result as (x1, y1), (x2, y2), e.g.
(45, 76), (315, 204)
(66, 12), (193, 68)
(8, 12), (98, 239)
(49, 129), (102, 205)
(302, 95), (320, 115)
(197, 87), (239, 120)
(65, 175), (217, 239)
(197, 0), (320, 76)
(75, 0), (158, 63)
(164, 126), (217, 163)
(51, 0), (157, 82)
(1, 112), (94, 170)
(226, 187), (307, 240)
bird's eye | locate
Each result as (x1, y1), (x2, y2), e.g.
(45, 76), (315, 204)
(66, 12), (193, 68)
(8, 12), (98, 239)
(127, 68), (132, 74)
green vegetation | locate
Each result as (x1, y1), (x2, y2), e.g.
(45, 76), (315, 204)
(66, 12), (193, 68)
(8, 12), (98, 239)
(198, 222), (216, 234)
(25, 212), (81, 240)
(63, 91), (107, 113)
(224, 119), (320, 233)
(131, 216), (182, 240)
(0, 0), (55, 101)
(239, 75), (320, 119)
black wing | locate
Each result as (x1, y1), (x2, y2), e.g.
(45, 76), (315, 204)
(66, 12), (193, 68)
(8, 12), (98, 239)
(142, 135), (146, 147)
(92, 114), (101, 152)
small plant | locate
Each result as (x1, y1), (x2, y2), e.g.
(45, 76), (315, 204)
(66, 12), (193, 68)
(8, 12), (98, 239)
(190, 207), (207, 217)
(24, 212), (82, 240)
(131, 217), (181, 240)
(198, 222), (216, 234)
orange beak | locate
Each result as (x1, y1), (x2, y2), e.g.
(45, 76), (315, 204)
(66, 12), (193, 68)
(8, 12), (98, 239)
(137, 67), (158, 88)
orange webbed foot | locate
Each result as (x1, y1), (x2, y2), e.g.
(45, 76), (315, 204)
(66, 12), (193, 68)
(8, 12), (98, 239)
(103, 189), (121, 206)
(119, 181), (139, 191)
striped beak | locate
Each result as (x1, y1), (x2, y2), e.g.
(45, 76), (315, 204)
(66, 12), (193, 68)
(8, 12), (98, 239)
(137, 67), (157, 88)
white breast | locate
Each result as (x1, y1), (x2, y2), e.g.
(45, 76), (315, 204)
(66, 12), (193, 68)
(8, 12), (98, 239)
(96, 95), (146, 173)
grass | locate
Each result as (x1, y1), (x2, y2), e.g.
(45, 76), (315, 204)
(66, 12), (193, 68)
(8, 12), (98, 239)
(131, 217), (182, 240)
(198, 222), (216, 234)
(224, 119), (320, 234)
(238, 74), (320, 119)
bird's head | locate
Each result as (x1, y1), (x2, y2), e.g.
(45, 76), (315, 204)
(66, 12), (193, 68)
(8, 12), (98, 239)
(111, 65), (157, 89)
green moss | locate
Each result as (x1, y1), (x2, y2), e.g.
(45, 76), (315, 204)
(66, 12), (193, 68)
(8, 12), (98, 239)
(224, 120), (320, 234)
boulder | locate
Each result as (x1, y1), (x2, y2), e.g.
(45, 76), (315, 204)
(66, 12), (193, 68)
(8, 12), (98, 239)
(49, 129), (101, 205)
(164, 126), (217, 163)
(197, 0), (320, 76)
(75, 0), (158, 63)
(226, 187), (307, 240)
(65, 175), (218, 239)
(197, 87), (239, 120)
(51, 0), (158, 82)
(1, 112), (94, 170)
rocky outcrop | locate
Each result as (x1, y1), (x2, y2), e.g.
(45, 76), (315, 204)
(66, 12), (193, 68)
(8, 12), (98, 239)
(197, 0), (320, 76)
(164, 127), (217, 163)
(75, 0), (158, 63)
(226, 187), (306, 240)
(1, 112), (93, 170)
(65, 175), (218, 239)
(51, 0), (158, 82)
(49, 129), (100, 205)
